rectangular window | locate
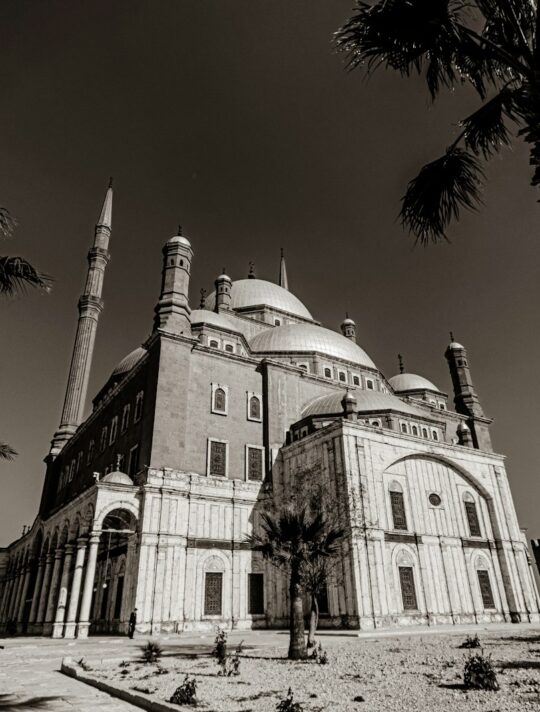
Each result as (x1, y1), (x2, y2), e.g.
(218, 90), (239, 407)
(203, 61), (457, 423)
(87, 440), (95, 465)
(109, 416), (118, 444)
(399, 567), (418, 611)
(209, 440), (227, 477)
(248, 573), (264, 615)
(121, 404), (131, 433)
(128, 445), (139, 477)
(465, 501), (482, 537)
(204, 572), (223, 615)
(134, 391), (144, 422)
(100, 427), (108, 453)
(366, 379), (374, 390)
(477, 570), (495, 609)
(247, 447), (263, 482)
(390, 491), (408, 531)
(76, 451), (83, 474)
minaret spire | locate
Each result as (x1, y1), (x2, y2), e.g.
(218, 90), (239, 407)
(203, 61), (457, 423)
(279, 247), (289, 290)
(398, 354), (405, 374)
(50, 181), (113, 456)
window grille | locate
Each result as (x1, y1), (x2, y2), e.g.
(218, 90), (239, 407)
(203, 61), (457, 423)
(214, 387), (226, 413)
(204, 572), (223, 615)
(399, 566), (418, 610)
(249, 396), (261, 420)
(465, 500), (482, 537)
(324, 368), (332, 378)
(477, 570), (495, 608)
(209, 441), (227, 477)
(247, 447), (263, 481)
(248, 573), (264, 614)
(390, 491), (408, 530)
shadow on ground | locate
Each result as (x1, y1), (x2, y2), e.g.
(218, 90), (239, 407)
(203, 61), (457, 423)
(0, 695), (61, 710)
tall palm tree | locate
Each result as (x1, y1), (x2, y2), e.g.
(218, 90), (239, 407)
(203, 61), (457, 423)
(336, 1), (540, 244)
(248, 505), (345, 660)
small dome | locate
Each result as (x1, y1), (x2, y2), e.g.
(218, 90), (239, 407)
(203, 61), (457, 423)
(389, 373), (440, 393)
(206, 279), (312, 320)
(343, 390), (356, 402)
(457, 422), (470, 432)
(111, 347), (147, 377)
(250, 323), (376, 369)
(302, 390), (425, 418)
(167, 234), (191, 248)
(341, 317), (355, 326)
(216, 272), (232, 282)
(447, 341), (464, 350)
(101, 471), (134, 485)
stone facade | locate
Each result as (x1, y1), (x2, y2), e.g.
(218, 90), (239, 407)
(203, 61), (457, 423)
(1, 197), (539, 638)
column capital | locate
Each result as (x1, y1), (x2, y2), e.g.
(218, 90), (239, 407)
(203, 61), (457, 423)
(88, 531), (101, 545)
(77, 536), (89, 549)
(63, 543), (75, 555)
(54, 549), (64, 560)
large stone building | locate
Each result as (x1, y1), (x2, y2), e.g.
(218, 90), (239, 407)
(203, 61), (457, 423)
(1, 185), (539, 638)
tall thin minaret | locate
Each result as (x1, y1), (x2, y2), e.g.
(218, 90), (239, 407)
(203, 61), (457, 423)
(50, 181), (113, 456)
(279, 248), (289, 290)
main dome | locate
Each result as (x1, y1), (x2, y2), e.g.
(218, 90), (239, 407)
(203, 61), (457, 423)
(249, 323), (376, 369)
(206, 279), (312, 320)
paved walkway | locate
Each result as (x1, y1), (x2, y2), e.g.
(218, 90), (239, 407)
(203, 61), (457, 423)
(1, 623), (539, 710)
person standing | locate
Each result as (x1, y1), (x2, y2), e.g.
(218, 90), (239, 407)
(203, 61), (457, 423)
(128, 608), (137, 639)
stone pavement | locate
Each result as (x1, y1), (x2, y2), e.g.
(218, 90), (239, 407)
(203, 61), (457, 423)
(1, 623), (539, 711)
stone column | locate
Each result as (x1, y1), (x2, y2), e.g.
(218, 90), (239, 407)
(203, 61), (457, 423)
(64, 538), (87, 638)
(16, 565), (32, 624)
(27, 558), (46, 630)
(77, 533), (100, 638)
(43, 549), (65, 635)
(52, 544), (74, 638)
(35, 554), (54, 630)
(0, 575), (14, 621)
(7, 568), (23, 621)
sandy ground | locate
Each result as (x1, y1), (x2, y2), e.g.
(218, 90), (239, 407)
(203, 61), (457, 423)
(86, 629), (540, 711)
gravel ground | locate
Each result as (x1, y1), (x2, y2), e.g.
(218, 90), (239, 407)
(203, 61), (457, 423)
(88, 630), (540, 711)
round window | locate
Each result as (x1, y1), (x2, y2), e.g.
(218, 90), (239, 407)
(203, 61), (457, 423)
(429, 493), (442, 507)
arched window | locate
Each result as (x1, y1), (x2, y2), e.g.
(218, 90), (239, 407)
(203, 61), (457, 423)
(371, 420), (380, 427)
(422, 428), (428, 438)
(463, 493), (482, 537)
(224, 343), (234, 353)
(274, 318), (281, 326)
(411, 425), (418, 436)
(134, 391), (144, 422)
(338, 371), (346, 382)
(400, 423), (408, 434)
(432, 430), (439, 441)
(121, 404), (131, 433)
(477, 569), (495, 609)
(389, 482), (407, 531)
(209, 339), (219, 348)
(109, 416), (118, 444)
(324, 367), (332, 378)
(353, 375), (360, 386)
(87, 440), (95, 464)
(100, 426), (108, 453)
(214, 387), (227, 413)
(249, 395), (261, 421)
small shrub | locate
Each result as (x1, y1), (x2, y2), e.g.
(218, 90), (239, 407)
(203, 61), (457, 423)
(213, 627), (228, 664)
(310, 642), (328, 665)
(460, 634), (481, 649)
(154, 665), (169, 675)
(170, 676), (198, 706)
(464, 653), (499, 691)
(276, 688), (304, 712)
(119, 660), (130, 668)
(140, 641), (163, 664)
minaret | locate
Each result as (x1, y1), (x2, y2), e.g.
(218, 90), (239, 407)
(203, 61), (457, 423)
(214, 269), (232, 311)
(50, 181), (113, 456)
(445, 333), (492, 451)
(153, 226), (193, 333)
(279, 248), (289, 290)
(340, 313), (356, 342)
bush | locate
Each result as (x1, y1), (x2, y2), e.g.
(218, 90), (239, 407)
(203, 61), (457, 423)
(276, 688), (304, 712)
(464, 653), (499, 691)
(310, 642), (328, 665)
(217, 639), (243, 676)
(140, 641), (163, 664)
(213, 627), (228, 664)
(170, 676), (198, 706)
(459, 634), (481, 649)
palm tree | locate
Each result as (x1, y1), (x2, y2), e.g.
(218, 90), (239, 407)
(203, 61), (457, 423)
(248, 505), (345, 660)
(335, 1), (540, 244)
(0, 443), (17, 461)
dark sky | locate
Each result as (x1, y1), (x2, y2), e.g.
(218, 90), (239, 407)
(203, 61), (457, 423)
(1, 1), (539, 545)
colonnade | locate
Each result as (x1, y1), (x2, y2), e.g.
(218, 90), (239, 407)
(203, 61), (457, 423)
(0, 533), (101, 638)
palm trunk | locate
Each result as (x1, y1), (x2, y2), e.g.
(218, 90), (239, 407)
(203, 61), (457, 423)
(307, 594), (319, 648)
(288, 563), (306, 660)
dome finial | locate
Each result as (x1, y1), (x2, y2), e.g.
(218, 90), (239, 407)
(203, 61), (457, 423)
(450, 331), (454, 342)
(248, 261), (256, 279)
(199, 287), (206, 309)
(177, 224), (182, 236)
(398, 353), (405, 374)
(279, 248), (289, 290)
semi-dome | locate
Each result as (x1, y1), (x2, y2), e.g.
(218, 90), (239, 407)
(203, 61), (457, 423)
(190, 309), (246, 335)
(101, 471), (134, 485)
(111, 347), (147, 377)
(249, 323), (376, 369)
(302, 390), (426, 418)
(206, 279), (312, 320)
(389, 373), (440, 393)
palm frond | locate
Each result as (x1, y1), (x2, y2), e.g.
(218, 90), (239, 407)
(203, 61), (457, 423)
(0, 256), (52, 296)
(400, 147), (484, 243)
(0, 208), (17, 239)
(0, 442), (17, 460)
(461, 87), (517, 157)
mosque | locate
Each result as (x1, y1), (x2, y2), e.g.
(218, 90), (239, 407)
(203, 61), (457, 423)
(0, 184), (538, 638)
